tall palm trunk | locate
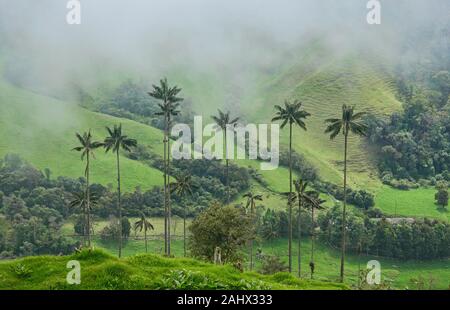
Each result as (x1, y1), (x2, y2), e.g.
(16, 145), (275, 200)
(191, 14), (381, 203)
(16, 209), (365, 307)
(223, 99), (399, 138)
(310, 206), (315, 279)
(224, 130), (230, 204)
(288, 122), (293, 272)
(163, 114), (168, 256)
(183, 204), (187, 257)
(249, 203), (254, 271)
(116, 149), (123, 258)
(144, 228), (148, 253)
(340, 131), (348, 282)
(357, 240), (362, 289)
(86, 152), (91, 248)
(167, 115), (172, 256)
(297, 197), (302, 277)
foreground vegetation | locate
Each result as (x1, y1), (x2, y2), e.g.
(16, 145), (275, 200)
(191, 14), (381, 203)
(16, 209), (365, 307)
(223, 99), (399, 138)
(77, 236), (449, 290)
(0, 249), (347, 290)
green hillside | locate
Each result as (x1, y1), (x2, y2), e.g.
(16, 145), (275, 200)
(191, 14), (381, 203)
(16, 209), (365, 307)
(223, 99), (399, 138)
(0, 249), (347, 290)
(238, 47), (401, 190)
(0, 74), (165, 192)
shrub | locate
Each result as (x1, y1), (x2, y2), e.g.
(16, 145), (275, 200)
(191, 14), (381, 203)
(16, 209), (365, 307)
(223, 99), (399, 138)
(189, 203), (254, 263)
(259, 255), (288, 275)
(10, 263), (32, 278)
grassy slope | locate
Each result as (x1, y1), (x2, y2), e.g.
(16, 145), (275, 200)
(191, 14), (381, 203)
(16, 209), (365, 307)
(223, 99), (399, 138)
(0, 249), (347, 290)
(374, 186), (449, 221)
(61, 217), (449, 289)
(239, 46), (401, 190)
(66, 236), (449, 290)
(0, 74), (165, 192)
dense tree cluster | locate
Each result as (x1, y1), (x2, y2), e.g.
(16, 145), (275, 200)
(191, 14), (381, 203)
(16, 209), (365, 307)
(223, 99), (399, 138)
(278, 149), (318, 182)
(366, 22), (450, 183)
(0, 153), (253, 257)
(0, 154), (78, 257)
(94, 80), (194, 131)
(366, 90), (450, 183)
(318, 205), (450, 260)
(315, 181), (375, 210)
(189, 203), (255, 263)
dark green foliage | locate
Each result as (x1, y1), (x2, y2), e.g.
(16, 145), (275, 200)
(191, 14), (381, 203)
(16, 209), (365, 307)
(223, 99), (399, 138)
(366, 92), (450, 181)
(189, 203), (255, 264)
(259, 255), (288, 275)
(259, 208), (312, 239)
(318, 205), (450, 260)
(96, 80), (194, 130)
(435, 182), (449, 208)
(10, 263), (33, 278)
(316, 181), (374, 209)
(367, 22), (450, 182)
(155, 269), (272, 290)
(278, 149), (318, 182)
(100, 217), (131, 243)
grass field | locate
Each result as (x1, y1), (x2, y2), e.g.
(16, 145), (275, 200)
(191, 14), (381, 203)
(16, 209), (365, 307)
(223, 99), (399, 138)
(62, 217), (450, 289)
(0, 74), (165, 192)
(374, 186), (449, 222)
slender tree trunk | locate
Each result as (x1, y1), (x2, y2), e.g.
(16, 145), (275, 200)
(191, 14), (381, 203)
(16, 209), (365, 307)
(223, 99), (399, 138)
(116, 150), (122, 258)
(288, 122), (293, 273)
(311, 206), (315, 280)
(225, 130), (230, 204)
(183, 204), (186, 257)
(250, 202), (254, 271)
(86, 152), (91, 248)
(163, 113), (168, 256)
(340, 132), (348, 283)
(358, 240), (362, 289)
(297, 197), (302, 278)
(145, 229), (148, 253)
(167, 114), (172, 256)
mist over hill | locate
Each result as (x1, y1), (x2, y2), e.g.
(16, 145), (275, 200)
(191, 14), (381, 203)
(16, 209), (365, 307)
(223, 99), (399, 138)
(0, 0), (448, 104)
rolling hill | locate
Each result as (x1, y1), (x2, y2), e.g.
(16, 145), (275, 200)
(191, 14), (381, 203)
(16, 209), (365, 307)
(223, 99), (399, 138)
(0, 68), (165, 192)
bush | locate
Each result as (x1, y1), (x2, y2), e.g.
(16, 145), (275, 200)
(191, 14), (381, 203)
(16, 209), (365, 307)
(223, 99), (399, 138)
(259, 255), (288, 275)
(156, 269), (227, 290)
(189, 203), (254, 263)
(10, 263), (32, 278)
(100, 217), (131, 243)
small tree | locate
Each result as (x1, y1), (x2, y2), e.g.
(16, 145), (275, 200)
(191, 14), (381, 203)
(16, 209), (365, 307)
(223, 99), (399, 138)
(189, 203), (254, 264)
(435, 182), (449, 209)
(134, 213), (154, 253)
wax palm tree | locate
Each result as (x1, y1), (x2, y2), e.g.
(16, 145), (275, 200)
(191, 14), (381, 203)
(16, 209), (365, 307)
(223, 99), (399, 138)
(243, 192), (263, 270)
(272, 100), (310, 272)
(149, 78), (182, 256)
(324, 104), (367, 282)
(291, 179), (317, 277)
(211, 109), (239, 203)
(134, 213), (154, 253)
(170, 173), (195, 256)
(261, 209), (279, 251)
(72, 130), (102, 247)
(304, 191), (326, 279)
(69, 190), (99, 246)
(103, 124), (137, 258)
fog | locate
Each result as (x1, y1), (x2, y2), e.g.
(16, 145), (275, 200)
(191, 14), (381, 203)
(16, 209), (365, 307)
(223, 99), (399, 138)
(0, 0), (448, 103)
